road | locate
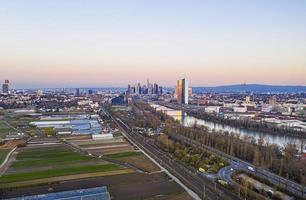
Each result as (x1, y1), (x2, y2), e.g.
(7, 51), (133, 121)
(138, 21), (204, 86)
(168, 133), (306, 198)
(159, 101), (306, 198)
(0, 120), (25, 176)
(101, 107), (239, 200)
(0, 148), (17, 176)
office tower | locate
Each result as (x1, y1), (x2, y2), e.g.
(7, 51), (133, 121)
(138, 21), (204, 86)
(142, 85), (147, 94)
(76, 88), (80, 96)
(127, 84), (131, 94)
(245, 96), (251, 104)
(2, 80), (9, 94)
(131, 86), (136, 94)
(136, 83), (141, 94)
(158, 86), (163, 95)
(148, 83), (153, 95)
(177, 78), (188, 104)
(88, 89), (93, 95)
(269, 95), (277, 108)
(153, 83), (159, 94)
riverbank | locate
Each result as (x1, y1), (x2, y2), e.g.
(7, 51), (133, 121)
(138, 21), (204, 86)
(164, 103), (306, 138)
(187, 109), (306, 138)
(152, 103), (305, 149)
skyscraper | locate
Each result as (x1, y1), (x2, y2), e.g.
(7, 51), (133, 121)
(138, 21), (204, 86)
(153, 83), (159, 94)
(127, 84), (131, 94)
(158, 86), (163, 95)
(2, 80), (9, 94)
(177, 78), (188, 104)
(269, 95), (277, 108)
(76, 88), (80, 96)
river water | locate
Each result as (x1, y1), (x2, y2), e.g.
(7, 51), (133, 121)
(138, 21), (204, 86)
(151, 104), (305, 149)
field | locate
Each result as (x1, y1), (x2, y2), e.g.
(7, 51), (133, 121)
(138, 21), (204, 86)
(68, 136), (135, 155)
(0, 122), (13, 133)
(11, 147), (95, 168)
(0, 109), (38, 139)
(0, 163), (122, 183)
(0, 111), (192, 200)
(1, 171), (192, 200)
(0, 122), (14, 139)
(0, 143), (131, 188)
(105, 151), (160, 173)
(0, 140), (191, 200)
(67, 136), (160, 173)
(105, 151), (142, 159)
(0, 149), (11, 165)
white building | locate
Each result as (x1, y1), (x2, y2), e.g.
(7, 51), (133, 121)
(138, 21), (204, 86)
(205, 106), (221, 113)
(233, 106), (247, 113)
(261, 105), (273, 113)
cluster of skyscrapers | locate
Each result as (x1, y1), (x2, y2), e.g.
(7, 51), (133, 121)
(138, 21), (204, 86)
(127, 80), (163, 95)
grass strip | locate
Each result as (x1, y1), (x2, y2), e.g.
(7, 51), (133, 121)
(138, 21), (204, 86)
(12, 154), (94, 168)
(0, 163), (121, 183)
(0, 169), (134, 189)
(105, 151), (142, 159)
(0, 149), (11, 165)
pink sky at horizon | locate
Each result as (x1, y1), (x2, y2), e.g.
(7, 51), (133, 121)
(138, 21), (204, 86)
(0, 1), (306, 88)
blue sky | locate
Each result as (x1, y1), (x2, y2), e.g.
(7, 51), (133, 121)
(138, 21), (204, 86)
(0, 0), (305, 88)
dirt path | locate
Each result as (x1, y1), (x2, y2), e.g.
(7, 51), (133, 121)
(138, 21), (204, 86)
(0, 149), (17, 176)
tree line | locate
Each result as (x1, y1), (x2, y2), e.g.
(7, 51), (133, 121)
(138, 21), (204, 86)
(131, 101), (306, 185)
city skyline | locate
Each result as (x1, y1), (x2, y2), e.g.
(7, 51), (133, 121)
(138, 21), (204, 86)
(1, 0), (306, 88)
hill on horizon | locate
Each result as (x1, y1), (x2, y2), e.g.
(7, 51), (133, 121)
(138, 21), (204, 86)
(192, 84), (306, 93)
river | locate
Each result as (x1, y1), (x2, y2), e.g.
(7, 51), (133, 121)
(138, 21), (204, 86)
(151, 104), (305, 149)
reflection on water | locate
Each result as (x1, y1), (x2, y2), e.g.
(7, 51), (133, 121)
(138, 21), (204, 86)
(152, 104), (305, 148)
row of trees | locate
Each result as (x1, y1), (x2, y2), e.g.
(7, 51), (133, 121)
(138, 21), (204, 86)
(163, 119), (306, 184)
(132, 101), (306, 185)
(157, 134), (227, 173)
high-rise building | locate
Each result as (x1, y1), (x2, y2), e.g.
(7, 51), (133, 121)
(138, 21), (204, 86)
(245, 96), (251, 104)
(127, 84), (131, 94)
(147, 79), (150, 89)
(76, 88), (80, 96)
(158, 86), (163, 95)
(177, 78), (188, 104)
(2, 80), (9, 94)
(136, 83), (141, 94)
(153, 83), (159, 94)
(269, 95), (277, 108)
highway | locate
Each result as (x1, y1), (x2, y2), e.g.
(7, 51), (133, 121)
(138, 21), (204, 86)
(168, 133), (306, 198)
(153, 101), (306, 198)
(101, 107), (239, 200)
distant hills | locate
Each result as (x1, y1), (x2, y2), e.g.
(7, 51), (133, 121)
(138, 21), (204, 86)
(192, 84), (306, 93)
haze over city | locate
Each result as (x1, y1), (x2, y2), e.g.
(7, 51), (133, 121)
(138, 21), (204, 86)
(1, 0), (306, 88)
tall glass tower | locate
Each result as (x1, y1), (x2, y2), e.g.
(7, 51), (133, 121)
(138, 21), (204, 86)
(177, 78), (188, 104)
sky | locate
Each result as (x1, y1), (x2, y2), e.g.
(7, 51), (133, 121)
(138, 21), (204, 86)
(0, 0), (306, 88)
